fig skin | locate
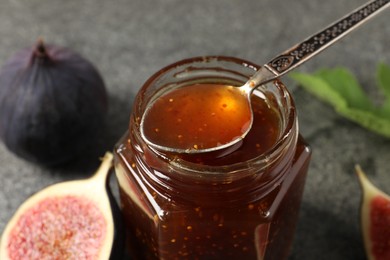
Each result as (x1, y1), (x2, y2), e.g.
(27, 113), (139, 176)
(0, 40), (108, 165)
(356, 165), (390, 260)
(0, 152), (124, 259)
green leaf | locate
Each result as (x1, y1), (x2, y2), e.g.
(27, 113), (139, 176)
(290, 72), (347, 109)
(378, 100), (390, 120)
(377, 62), (390, 99)
(337, 106), (390, 138)
(314, 68), (372, 110)
(376, 63), (390, 120)
(291, 64), (390, 139)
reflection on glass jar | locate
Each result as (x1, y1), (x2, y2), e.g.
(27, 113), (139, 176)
(114, 56), (311, 260)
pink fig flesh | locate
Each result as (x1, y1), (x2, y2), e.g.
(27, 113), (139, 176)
(7, 195), (107, 259)
(356, 165), (390, 260)
(0, 152), (123, 260)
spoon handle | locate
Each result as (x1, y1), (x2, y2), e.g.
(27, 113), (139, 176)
(251, 0), (389, 87)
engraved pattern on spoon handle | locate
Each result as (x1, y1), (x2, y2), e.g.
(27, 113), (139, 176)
(264, 0), (389, 77)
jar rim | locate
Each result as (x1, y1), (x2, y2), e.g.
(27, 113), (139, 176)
(134, 56), (298, 174)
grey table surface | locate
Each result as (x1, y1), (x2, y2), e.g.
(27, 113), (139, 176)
(0, 0), (389, 259)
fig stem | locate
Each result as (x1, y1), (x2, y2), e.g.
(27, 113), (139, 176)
(33, 38), (49, 59)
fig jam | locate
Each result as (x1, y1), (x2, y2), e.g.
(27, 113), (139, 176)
(114, 57), (311, 259)
(141, 83), (252, 151)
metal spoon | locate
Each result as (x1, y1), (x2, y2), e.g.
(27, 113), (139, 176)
(141, 0), (389, 154)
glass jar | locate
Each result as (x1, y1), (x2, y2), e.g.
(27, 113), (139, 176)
(114, 56), (311, 260)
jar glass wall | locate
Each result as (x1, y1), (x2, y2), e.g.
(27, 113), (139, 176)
(114, 56), (311, 259)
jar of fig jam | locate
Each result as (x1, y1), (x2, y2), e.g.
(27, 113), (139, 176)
(114, 56), (311, 259)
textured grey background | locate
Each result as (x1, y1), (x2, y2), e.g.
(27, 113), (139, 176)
(0, 0), (389, 259)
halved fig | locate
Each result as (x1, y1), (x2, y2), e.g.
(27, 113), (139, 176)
(0, 152), (124, 259)
(356, 165), (390, 260)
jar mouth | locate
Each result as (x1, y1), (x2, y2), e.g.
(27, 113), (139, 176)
(133, 56), (297, 174)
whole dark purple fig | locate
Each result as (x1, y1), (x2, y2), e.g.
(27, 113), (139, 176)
(0, 40), (108, 165)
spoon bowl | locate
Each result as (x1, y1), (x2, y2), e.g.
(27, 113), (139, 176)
(141, 0), (389, 154)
